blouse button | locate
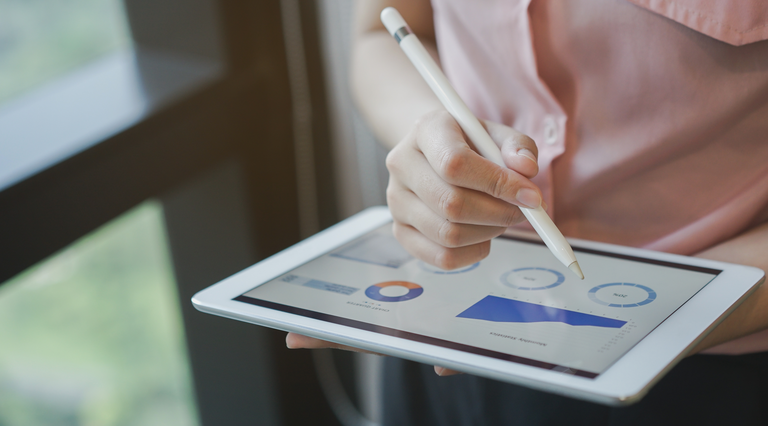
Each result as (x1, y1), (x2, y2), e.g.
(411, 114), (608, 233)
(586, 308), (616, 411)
(543, 116), (558, 146)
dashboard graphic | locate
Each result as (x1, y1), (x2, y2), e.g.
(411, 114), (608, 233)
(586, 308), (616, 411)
(500, 267), (565, 290)
(241, 222), (721, 379)
(366, 281), (424, 302)
(280, 274), (359, 295)
(458, 295), (627, 328)
(588, 283), (657, 308)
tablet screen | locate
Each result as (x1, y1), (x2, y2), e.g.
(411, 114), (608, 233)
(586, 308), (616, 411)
(235, 223), (720, 378)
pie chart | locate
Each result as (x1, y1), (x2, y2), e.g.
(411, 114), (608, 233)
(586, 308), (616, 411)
(365, 281), (424, 302)
(588, 282), (656, 307)
(500, 267), (566, 290)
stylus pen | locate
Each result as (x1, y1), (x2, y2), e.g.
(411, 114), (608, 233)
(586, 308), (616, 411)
(380, 7), (584, 279)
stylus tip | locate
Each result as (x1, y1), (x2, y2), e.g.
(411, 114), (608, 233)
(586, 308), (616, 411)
(569, 262), (584, 280)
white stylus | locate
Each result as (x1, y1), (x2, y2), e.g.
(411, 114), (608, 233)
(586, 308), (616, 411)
(381, 7), (584, 279)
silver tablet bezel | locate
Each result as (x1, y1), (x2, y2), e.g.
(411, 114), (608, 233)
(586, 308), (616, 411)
(192, 206), (764, 406)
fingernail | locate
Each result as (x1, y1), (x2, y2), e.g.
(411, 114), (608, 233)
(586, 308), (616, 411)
(516, 188), (541, 209)
(516, 148), (537, 164)
(435, 366), (445, 376)
(285, 333), (297, 349)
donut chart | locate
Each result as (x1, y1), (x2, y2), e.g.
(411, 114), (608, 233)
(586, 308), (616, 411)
(365, 281), (424, 302)
(588, 283), (656, 308)
(500, 267), (566, 290)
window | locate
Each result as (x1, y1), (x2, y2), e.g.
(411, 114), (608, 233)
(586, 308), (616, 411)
(0, 0), (325, 424)
(0, 0), (131, 106)
(0, 202), (198, 425)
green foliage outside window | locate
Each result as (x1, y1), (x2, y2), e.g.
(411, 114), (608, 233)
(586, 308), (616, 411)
(0, 202), (198, 425)
(0, 0), (131, 105)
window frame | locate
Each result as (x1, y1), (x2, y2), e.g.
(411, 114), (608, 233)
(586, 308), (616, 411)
(0, 0), (340, 425)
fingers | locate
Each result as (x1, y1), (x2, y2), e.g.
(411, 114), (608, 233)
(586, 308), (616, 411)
(287, 334), (462, 378)
(286, 333), (383, 356)
(388, 146), (526, 227)
(388, 178), (523, 240)
(386, 109), (541, 270)
(388, 175), (520, 268)
(484, 120), (539, 179)
(393, 221), (493, 269)
(286, 332), (339, 349)
(390, 111), (543, 210)
(424, 146), (540, 209)
(434, 365), (463, 376)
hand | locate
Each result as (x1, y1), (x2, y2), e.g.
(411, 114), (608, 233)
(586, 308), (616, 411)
(285, 332), (464, 376)
(386, 109), (541, 269)
(285, 112), (541, 376)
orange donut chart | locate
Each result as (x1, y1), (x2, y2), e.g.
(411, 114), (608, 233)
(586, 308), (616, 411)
(365, 280), (424, 302)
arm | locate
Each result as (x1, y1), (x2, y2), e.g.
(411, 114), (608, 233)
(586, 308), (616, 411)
(350, 0), (442, 149)
(691, 220), (768, 354)
(352, 0), (541, 269)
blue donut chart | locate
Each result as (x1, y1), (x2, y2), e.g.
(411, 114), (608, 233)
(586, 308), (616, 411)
(588, 283), (656, 307)
(500, 267), (566, 290)
(365, 281), (424, 302)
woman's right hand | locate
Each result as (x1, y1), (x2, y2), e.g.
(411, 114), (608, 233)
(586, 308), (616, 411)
(285, 113), (542, 374)
(386, 109), (543, 270)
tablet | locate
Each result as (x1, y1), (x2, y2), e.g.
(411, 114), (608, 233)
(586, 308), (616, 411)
(192, 206), (764, 406)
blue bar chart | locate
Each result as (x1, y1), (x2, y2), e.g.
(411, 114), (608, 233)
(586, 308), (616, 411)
(458, 296), (626, 329)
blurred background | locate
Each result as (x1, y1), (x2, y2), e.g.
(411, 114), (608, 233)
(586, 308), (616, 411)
(0, 0), (388, 425)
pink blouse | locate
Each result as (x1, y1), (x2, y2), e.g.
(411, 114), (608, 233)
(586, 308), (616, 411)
(431, 0), (768, 353)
